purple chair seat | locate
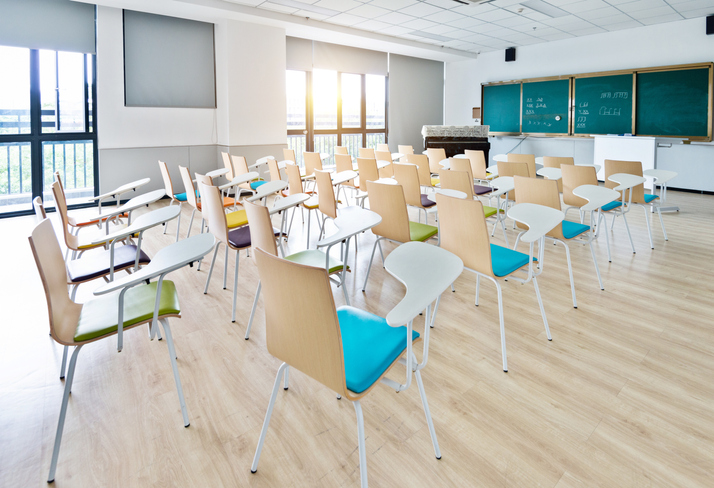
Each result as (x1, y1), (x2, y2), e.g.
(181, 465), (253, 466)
(67, 244), (150, 283)
(420, 194), (437, 207)
(474, 184), (492, 195)
(228, 226), (282, 249)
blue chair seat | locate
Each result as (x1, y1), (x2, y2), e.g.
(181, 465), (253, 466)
(338, 306), (420, 394)
(174, 190), (199, 202)
(420, 194), (437, 207)
(602, 201), (622, 211)
(490, 243), (533, 278)
(644, 193), (659, 203)
(562, 220), (590, 239)
(250, 180), (268, 190)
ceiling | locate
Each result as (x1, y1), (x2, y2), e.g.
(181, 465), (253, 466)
(223, 0), (714, 55)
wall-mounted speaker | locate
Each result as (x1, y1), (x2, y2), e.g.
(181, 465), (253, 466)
(707, 15), (714, 35)
(505, 47), (516, 62)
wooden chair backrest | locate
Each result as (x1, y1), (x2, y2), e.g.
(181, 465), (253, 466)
(231, 155), (250, 176)
(33, 196), (46, 221)
(464, 150), (488, 180)
(366, 180), (411, 243)
(542, 156), (574, 168)
(507, 153), (536, 178)
(221, 152), (236, 180)
(334, 154), (356, 187)
(561, 165), (597, 207)
(439, 170), (475, 199)
(29, 218), (82, 345)
(425, 148), (446, 174)
(178, 165), (199, 211)
(335, 146), (348, 155)
(356, 158), (379, 184)
(604, 159), (646, 203)
(51, 180), (79, 251)
(267, 158), (282, 182)
(374, 150), (394, 178)
(358, 147), (375, 159)
(243, 200), (278, 256)
(303, 152), (323, 177)
(197, 181), (230, 247)
(497, 161), (530, 201)
(434, 193), (493, 277)
(398, 145), (414, 156)
(376, 143), (389, 152)
(285, 162), (305, 195)
(158, 160), (177, 197)
(283, 148), (296, 162)
(315, 170), (338, 219)
(254, 248), (348, 397)
(514, 175), (565, 239)
(393, 163), (423, 208)
(449, 157), (474, 181)
(404, 154), (432, 187)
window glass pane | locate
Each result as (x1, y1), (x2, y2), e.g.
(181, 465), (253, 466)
(286, 70), (306, 130)
(313, 69), (337, 130)
(0, 142), (32, 213)
(342, 134), (363, 158)
(341, 73), (361, 129)
(87, 54), (94, 132)
(41, 50), (86, 133)
(366, 133), (385, 149)
(366, 75), (385, 129)
(288, 134), (306, 167)
(42, 140), (94, 208)
(0, 46), (31, 135)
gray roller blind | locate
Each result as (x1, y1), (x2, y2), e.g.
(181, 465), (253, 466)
(286, 37), (388, 75)
(123, 10), (216, 108)
(0, 0), (95, 54)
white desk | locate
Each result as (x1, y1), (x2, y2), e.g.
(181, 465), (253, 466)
(98, 189), (166, 234)
(246, 180), (288, 203)
(426, 188), (467, 203)
(90, 177), (151, 214)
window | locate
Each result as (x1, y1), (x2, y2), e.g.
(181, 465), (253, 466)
(287, 69), (387, 165)
(0, 46), (97, 216)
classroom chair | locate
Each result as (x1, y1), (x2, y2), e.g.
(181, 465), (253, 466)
(52, 172), (120, 236)
(231, 153), (267, 196)
(285, 162), (321, 247)
(507, 153), (537, 179)
(376, 143), (390, 152)
(335, 153), (357, 202)
(393, 162), (436, 224)
(425, 147), (447, 174)
(158, 160), (183, 241)
(397, 144), (414, 156)
(374, 149), (394, 178)
(542, 156), (574, 192)
(404, 153), (439, 190)
(335, 145), (349, 155)
(358, 147), (375, 159)
(449, 157), (493, 196)
(463, 149), (493, 183)
(497, 160), (531, 203)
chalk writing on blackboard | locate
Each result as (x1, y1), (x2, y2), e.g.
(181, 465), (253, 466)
(599, 107), (621, 116)
(600, 92), (629, 99)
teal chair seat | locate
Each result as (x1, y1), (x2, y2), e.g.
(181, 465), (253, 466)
(490, 243), (533, 277)
(250, 180), (268, 190)
(174, 190), (199, 202)
(562, 220), (590, 239)
(338, 306), (420, 394)
(602, 201), (622, 211)
(643, 193), (658, 203)
(74, 281), (180, 342)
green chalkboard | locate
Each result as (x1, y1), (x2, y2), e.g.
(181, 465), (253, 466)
(521, 79), (570, 134)
(636, 68), (711, 138)
(482, 83), (521, 133)
(573, 74), (633, 135)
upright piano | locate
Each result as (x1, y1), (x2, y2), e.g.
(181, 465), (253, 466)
(422, 125), (490, 161)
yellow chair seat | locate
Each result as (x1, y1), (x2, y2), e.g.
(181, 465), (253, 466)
(226, 209), (248, 228)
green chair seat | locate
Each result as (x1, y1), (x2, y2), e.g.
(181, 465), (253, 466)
(409, 221), (438, 242)
(285, 250), (347, 274)
(337, 306), (419, 394)
(74, 281), (180, 342)
(483, 205), (500, 218)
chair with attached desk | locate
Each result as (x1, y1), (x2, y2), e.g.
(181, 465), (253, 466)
(302, 151), (324, 190)
(231, 154), (267, 196)
(374, 149), (394, 178)
(52, 172), (120, 236)
(462, 149), (493, 184)
(542, 156), (574, 192)
(335, 153), (357, 203)
(497, 160), (531, 205)
(335, 146), (349, 155)
(605, 159), (667, 250)
(449, 157), (493, 197)
(285, 162), (321, 247)
(436, 194), (556, 372)
(405, 154), (439, 191)
(249, 241), (462, 488)
(362, 180), (438, 292)
(158, 160), (184, 241)
(507, 153), (537, 179)
(30, 218), (214, 483)
(425, 147), (447, 175)
(376, 143), (389, 152)
(514, 175), (604, 309)
(314, 169), (342, 238)
(358, 147), (375, 159)
(393, 162), (437, 224)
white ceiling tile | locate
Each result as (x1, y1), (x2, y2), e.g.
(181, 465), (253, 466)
(351, 19), (392, 31)
(376, 11), (416, 24)
(447, 16), (487, 29)
(595, 0), (637, 4)
(511, 21), (549, 32)
(618, 0), (669, 13)
(313, 0), (362, 11)
(474, 22), (514, 33)
(348, 4), (391, 18)
(397, 2), (443, 17)
(450, 4), (499, 16)
(400, 18), (439, 30)
(604, 20), (645, 30)
(561, 0), (611, 14)
(541, 14), (588, 26)
(631, 6), (680, 18)
(422, 24), (463, 35)
(461, 32), (495, 43)
(324, 12), (367, 25)
(639, 13), (687, 24)
(445, 28), (481, 38)
(680, 7), (714, 18)
(673, 0), (714, 11)
(259, 3), (299, 14)
(584, 6), (627, 19)
(423, 10), (467, 24)
(522, 12), (553, 22)
(473, 9), (517, 22)
(574, 26), (607, 35)
(367, 0), (418, 9)
(589, 13), (634, 24)
(491, 0), (527, 7)
(382, 25), (414, 35)
(538, 31), (576, 40)
(492, 15), (534, 27)
(294, 9), (331, 19)
(423, 0), (462, 8)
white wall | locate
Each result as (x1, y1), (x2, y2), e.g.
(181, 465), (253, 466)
(444, 17), (714, 191)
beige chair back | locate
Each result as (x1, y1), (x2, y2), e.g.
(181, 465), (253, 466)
(507, 153), (536, 178)
(439, 170), (474, 199)
(464, 150), (488, 180)
(374, 150), (394, 178)
(376, 143), (389, 152)
(254, 248), (348, 397)
(285, 163), (305, 195)
(335, 146), (348, 155)
(497, 161), (530, 201)
(51, 180), (80, 251)
(393, 163), (423, 208)
(604, 159), (646, 204)
(434, 194), (493, 278)
(33, 196), (47, 221)
(283, 148), (296, 162)
(221, 152), (236, 180)
(232, 155), (250, 176)
(356, 158), (379, 185)
(267, 158), (282, 182)
(158, 160), (177, 198)
(28, 219), (82, 345)
(404, 154), (432, 188)
(449, 157), (474, 181)
(513, 175), (565, 240)
(334, 154), (356, 187)
(425, 148), (447, 174)
(366, 180), (411, 243)
(303, 152), (323, 177)
(197, 181), (230, 248)
(542, 156), (573, 191)
(398, 145), (414, 156)
(315, 170), (338, 219)
(178, 165), (200, 211)
(561, 165), (597, 208)
(358, 147), (375, 159)
(243, 201), (279, 256)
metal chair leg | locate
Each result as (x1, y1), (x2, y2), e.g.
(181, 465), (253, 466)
(245, 281), (261, 340)
(251, 363), (289, 474)
(354, 400), (369, 488)
(159, 319), (190, 427)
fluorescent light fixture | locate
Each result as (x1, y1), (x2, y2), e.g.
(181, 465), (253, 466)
(267, 0), (340, 16)
(409, 31), (453, 42)
(520, 0), (568, 18)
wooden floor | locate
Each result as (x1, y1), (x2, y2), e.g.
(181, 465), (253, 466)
(2, 189), (714, 487)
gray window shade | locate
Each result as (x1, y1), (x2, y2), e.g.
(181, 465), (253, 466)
(123, 10), (216, 108)
(0, 0), (95, 54)
(286, 37), (388, 76)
